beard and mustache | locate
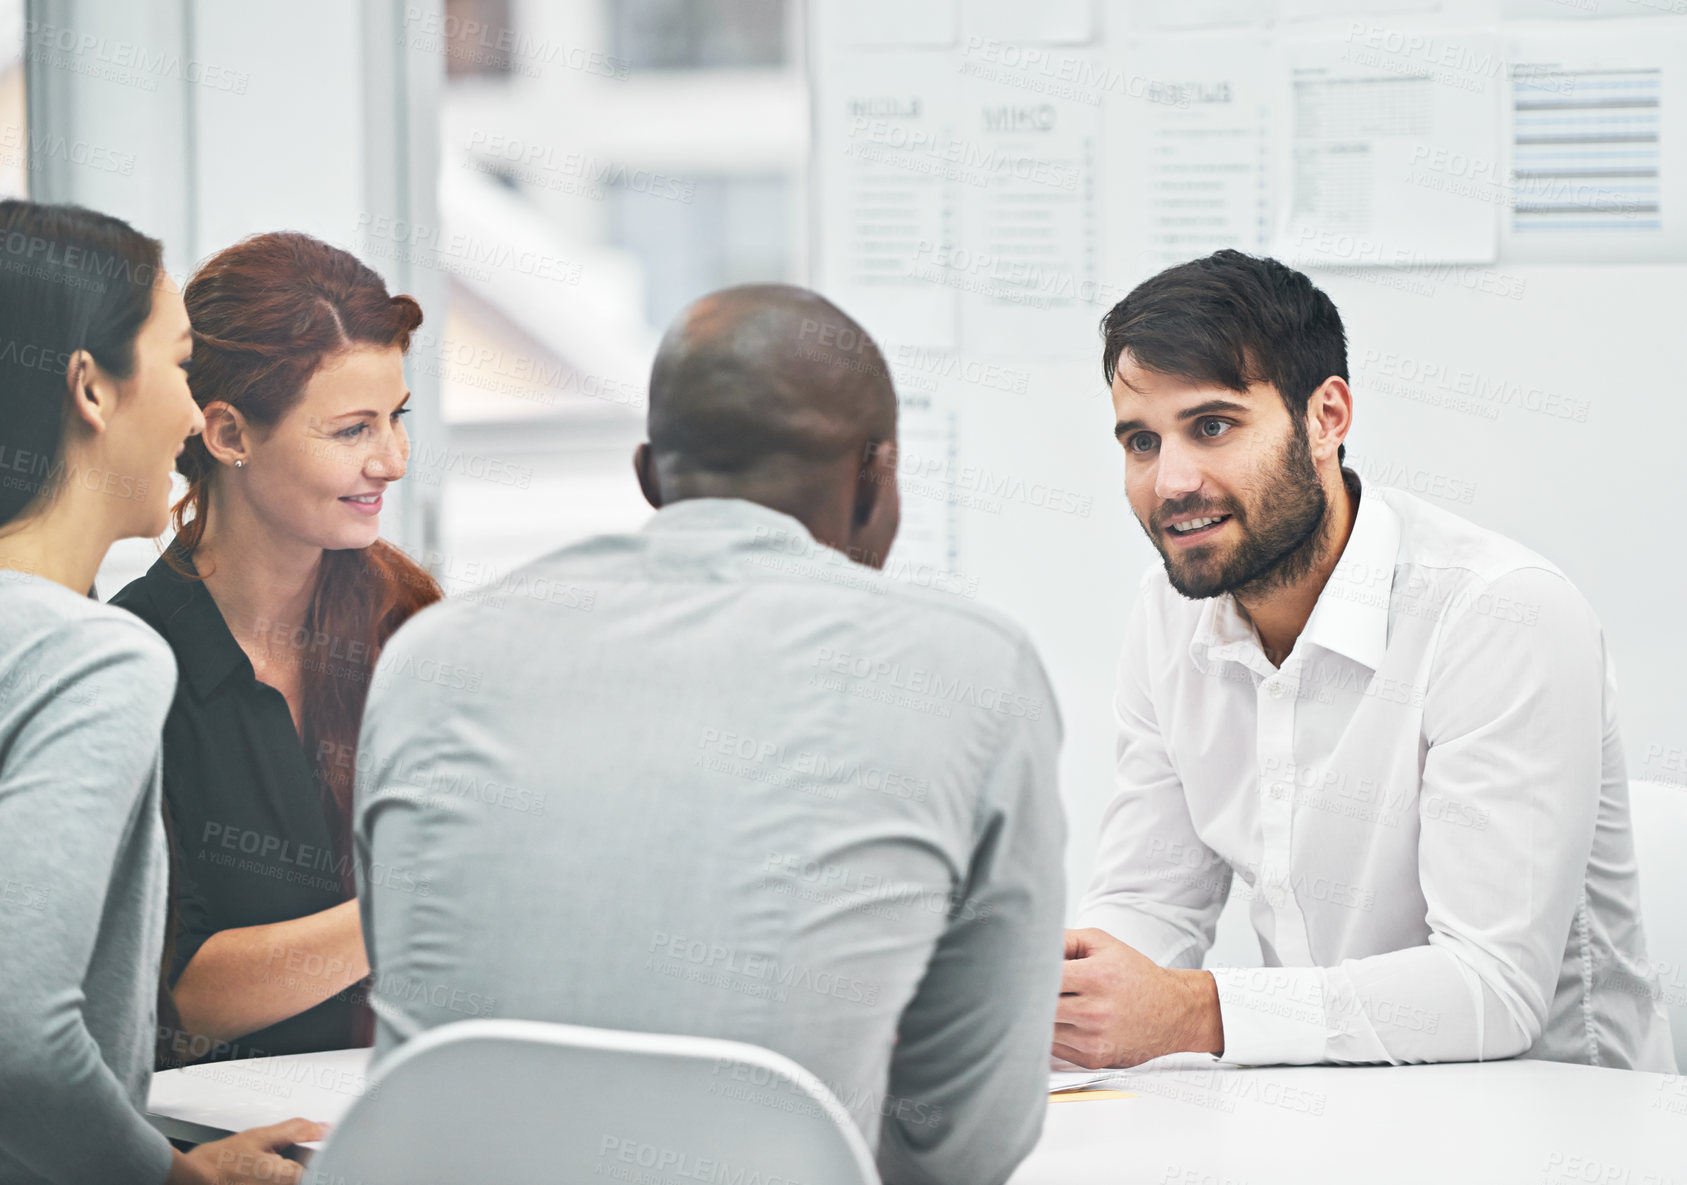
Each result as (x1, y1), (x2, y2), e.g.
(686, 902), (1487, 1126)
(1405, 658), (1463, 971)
(1141, 420), (1331, 601)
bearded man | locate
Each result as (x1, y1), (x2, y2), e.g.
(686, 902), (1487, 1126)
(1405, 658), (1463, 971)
(1054, 250), (1675, 1072)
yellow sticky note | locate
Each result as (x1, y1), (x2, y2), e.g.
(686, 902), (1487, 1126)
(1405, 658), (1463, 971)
(1049, 1089), (1137, 1103)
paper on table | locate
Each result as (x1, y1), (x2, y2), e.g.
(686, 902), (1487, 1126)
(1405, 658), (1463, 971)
(147, 1048), (373, 1150)
(1050, 1069), (1127, 1093)
(1049, 1089), (1138, 1103)
(1274, 27), (1502, 266)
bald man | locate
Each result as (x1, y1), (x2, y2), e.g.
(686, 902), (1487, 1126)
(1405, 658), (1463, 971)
(354, 286), (1066, 1185)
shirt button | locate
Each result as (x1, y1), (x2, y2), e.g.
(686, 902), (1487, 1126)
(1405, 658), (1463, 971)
(1266, 887), (1285, 907)
(1268, 680), (1286, 699)
(1270, 782), (1288, 800)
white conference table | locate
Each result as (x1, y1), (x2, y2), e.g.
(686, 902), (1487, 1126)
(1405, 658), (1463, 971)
(148, 1049), (1687, 1184)
(1013, 1055), (1686, 1184)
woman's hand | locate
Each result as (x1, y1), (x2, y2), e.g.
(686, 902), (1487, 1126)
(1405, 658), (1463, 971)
(167, 1118), (326, 1185)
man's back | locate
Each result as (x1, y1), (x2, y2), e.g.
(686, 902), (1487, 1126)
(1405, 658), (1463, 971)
(355, 498), (1066, 1185)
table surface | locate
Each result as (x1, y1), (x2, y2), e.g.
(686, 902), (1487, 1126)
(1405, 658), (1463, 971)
(147, 1048), (375, 1151)
(148, 1050), (1687, 1183)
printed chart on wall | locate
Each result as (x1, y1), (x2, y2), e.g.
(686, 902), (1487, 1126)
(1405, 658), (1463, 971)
(812, 0), (1104, 364)
(1274, 26), (1502, 266)
(812, 44), (963, 353)
(951, 81), (1102, 361)
(811, 0), (1103, 583)
(810, 16), (962, 585)
(881, 386), (965, 597)
(1499, 19), (1687, 263)
(1104, 25), (1274, 293)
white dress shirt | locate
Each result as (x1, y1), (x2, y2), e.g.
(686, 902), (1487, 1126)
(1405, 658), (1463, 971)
(1080, 476), (1676, 1071)
(355, 498), (1067, 1185)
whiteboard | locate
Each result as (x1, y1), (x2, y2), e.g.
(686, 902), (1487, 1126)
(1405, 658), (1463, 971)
(809, 0), (1687, 907)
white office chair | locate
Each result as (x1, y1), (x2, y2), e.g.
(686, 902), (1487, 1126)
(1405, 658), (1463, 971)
(1630, 779), (1687, 1071)
(305, 1019), (879, 1185)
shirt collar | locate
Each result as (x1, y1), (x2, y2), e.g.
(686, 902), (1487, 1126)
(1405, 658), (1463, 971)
(136, 550), (255, 699)
(1299, 474), (1400, 672)
(1188, 471), (1401, 675)
(1189, 594), (1262, 673)
(641, 497), (817, 545)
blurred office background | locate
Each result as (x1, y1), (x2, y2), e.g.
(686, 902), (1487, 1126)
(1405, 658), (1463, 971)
(4, 0), (807, 598)
(424, 0), (806, 592)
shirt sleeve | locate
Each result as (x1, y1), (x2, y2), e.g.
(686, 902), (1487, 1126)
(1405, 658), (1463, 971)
(0, 615), (178, 1185)
(1078, 579), (1230, 969)
(353, 617), (444, 1053)
(874, 643), (1067, 1185)
(159, 778), (220, 986)
(1212, 567), (1605, 1065)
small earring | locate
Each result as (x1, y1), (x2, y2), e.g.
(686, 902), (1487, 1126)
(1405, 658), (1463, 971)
(233, 459), (245, 469)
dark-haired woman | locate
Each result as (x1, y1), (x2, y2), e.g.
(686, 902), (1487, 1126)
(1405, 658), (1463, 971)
(111, 232), (441, 1064)
(0, 200), (320, 1184)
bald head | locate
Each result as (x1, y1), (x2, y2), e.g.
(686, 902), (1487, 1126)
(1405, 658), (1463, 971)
(636, 283), (901, 565)
(647, 284), (896, 480)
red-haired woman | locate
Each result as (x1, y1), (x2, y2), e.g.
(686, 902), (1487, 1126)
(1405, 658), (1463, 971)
(112, 232), (441, 1064)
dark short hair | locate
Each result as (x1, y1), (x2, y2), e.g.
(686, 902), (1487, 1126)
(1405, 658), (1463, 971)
(0, 199), (164, 528)
(1100, 250), (1347, 464)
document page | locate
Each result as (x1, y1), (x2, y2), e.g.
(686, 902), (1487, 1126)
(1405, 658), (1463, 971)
(1275, 25), (1503, 265)
(1500, 20), (1687, 262)
(813, 47), (964, 350)
(1107, 28), (1275, 288)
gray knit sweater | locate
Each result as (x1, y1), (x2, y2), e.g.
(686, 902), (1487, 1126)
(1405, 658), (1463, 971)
(0, 570), (175, 1185)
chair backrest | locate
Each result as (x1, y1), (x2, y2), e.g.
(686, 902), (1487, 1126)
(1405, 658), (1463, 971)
(1631, 779), (1687, 1071)
(305, 1019), (879, 1185)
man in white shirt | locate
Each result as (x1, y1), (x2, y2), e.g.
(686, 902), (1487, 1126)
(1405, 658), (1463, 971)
(356, 285), (1067, 1185)
(1055, 249), (1675, 1071)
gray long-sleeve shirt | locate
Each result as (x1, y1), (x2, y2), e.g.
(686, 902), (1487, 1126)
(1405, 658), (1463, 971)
(355, 498), (1066, 1185)
(0, 572), (175, 1185)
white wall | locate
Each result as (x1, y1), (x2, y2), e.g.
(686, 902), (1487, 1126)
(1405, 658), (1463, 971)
(809, 0), (1687, 914)
(24, 0), (444, 593)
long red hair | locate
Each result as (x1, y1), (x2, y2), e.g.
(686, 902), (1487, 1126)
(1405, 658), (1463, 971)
(170, 232), (441, 882)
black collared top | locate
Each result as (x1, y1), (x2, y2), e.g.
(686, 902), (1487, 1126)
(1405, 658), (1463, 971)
(110, 552), (362, 1061)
